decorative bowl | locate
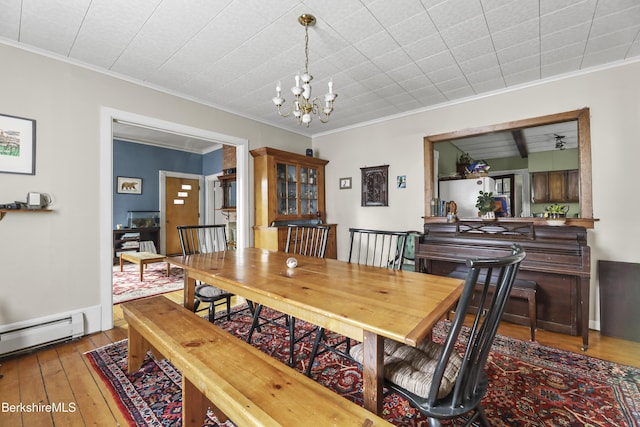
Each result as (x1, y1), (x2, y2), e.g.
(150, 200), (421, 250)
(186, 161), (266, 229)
(286, 257), (298, 268)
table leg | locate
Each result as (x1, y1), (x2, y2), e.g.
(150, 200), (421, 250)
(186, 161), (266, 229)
(166, 262), (170, 277)
(184, 274), (196, 311)
(139, 262), (144, 281)
(362, 330), (384, 416)
(120, 255), (124, 272)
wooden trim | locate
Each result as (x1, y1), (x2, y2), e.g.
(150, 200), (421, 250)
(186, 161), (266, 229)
(423, 215), (598, 229)
(250, 146), (329, 166)
(424, 108), (595, 225)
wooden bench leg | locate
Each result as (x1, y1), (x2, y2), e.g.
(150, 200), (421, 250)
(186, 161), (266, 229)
(183, 376), (228, 427)
(128, 327), (148, 373)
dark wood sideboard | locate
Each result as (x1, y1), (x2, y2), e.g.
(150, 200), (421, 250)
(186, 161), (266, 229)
(415, 221), (591, 350)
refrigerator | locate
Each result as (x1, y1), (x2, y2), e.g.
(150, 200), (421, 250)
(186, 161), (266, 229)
(439, 177), (496, 218)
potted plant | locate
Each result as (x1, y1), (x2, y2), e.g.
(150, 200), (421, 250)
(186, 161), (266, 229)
(475, 191), (497, 219)
(457, 152), (472, 175)
(544, 204), (569, 225)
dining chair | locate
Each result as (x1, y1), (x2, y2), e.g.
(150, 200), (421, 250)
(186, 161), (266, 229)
(305, 228), (409, 376)
(400, 230), (422, 271)
(177, 224), (252, 322)
(247, 224), (330, 368)
(350, 245), (526, 426)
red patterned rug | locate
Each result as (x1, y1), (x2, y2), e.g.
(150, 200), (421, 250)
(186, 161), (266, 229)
(112, 263), (184, 304)
(86, 309), (640, 426)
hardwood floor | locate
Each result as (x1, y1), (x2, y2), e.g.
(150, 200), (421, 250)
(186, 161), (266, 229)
(1, 290), (638, 426)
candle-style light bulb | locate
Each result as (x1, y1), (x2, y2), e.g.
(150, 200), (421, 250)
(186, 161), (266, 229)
(328, 78), (333, 94)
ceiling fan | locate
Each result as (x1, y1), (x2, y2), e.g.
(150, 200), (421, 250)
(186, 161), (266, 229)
(554, 134), (566, 150)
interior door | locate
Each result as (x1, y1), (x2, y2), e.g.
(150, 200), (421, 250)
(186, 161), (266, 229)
(210, 178), (226, 225)
(165, 177), (200, 255)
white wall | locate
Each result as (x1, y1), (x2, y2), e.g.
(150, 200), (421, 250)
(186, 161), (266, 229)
(314, 61), (640, 328)
(0, 43), (310, 329)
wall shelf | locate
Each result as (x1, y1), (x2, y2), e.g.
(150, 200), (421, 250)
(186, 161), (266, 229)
(0, 209), (53, 221)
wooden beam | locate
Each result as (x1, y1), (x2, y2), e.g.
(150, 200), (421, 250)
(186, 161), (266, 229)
(511, 129), (528, 158)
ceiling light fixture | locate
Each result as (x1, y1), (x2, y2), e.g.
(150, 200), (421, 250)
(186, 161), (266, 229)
(272, 14), (337, 127)
(554, 134), (566, 150)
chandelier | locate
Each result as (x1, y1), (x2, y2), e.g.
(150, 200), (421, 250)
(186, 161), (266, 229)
(272, 14), (337, 127)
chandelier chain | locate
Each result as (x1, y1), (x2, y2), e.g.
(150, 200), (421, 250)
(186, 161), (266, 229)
(304, 24), (310, 75)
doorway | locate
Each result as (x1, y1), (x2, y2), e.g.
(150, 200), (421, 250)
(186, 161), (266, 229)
(100, 107), (250, 331)
(165, 176), (201, 255)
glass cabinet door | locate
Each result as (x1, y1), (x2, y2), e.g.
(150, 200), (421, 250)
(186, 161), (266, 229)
(300, 166), (318, 215)
(276, 162), (319, 218)
(276, 163), (298, 216)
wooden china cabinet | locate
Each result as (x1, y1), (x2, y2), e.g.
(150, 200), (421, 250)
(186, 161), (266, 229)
(250, 147), (337, 258)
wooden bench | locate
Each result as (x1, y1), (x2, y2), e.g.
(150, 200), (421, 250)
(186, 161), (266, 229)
(119, 251), (168, 281)
(122, 296), (392, 427)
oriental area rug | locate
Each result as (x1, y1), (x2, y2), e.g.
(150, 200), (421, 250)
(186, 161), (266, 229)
(86, 309), (640, 426)
(112, 263), (184, 304)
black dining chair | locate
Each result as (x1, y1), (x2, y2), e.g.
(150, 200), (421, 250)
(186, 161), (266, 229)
(350, 245), (526, 426)
(177, 224), (253, 322)
(305, 228), (409, 376)
(247, 224), (330, 368)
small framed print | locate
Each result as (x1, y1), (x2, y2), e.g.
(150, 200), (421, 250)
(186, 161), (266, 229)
(339, 177), (352, 189)
(117, 176), (142, 194)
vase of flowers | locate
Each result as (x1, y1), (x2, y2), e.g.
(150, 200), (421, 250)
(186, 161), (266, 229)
(476, 191), (497, 220)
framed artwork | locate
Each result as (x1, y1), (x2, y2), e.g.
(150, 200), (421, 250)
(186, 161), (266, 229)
(0, 113), (36, 175)
(397, 175), (406, 188)
(117, 176), (143, 194)
(361, 165), (388, 206)
(339, 177), (352, 189)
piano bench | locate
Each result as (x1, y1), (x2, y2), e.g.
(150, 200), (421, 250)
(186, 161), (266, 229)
(447, 268), (537, 341)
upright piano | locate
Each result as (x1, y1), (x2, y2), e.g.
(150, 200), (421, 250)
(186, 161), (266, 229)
(415, 220), (591, 350)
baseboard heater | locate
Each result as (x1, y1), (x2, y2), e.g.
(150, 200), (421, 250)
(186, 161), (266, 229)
(0, 312), (84, 357)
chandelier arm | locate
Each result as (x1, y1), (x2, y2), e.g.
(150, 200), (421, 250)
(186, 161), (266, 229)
(276, 97), (299, 118)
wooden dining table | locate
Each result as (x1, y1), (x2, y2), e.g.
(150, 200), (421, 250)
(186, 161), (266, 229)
(168, 247), (464, 416)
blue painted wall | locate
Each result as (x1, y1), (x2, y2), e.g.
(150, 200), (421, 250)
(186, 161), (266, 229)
(113, 140), (223, 227)
(203, 149), (223, 176)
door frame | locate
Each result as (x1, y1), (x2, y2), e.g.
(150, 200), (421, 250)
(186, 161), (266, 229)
(100, 107), (249, 330)
(159, 171), (205, 255)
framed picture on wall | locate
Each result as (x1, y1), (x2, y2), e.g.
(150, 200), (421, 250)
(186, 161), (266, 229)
(0, 113), (36, 175)
(117, 176), (142, 194)
(361, 165), (388, 206)
(339, 177), (352, 189)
